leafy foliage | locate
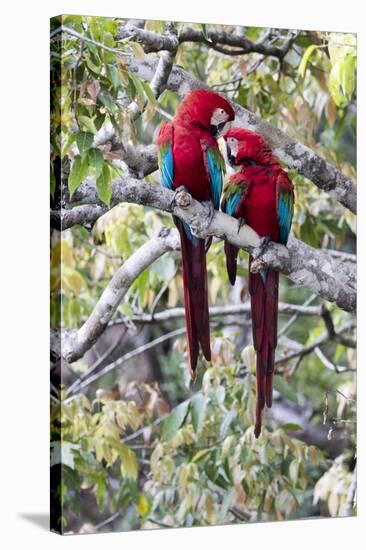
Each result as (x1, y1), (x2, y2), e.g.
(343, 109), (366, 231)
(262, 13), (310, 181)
(50, 15), (356, 534)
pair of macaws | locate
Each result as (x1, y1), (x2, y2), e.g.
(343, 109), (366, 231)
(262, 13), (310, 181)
(156, 90), (294, 437)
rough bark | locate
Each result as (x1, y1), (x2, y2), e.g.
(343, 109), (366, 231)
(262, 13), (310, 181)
(67, 176), (356, 313)
(118, 23), (296, 59)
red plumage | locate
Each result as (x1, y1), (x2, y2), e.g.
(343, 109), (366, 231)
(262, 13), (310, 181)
(157, 90), (235, 378)
(223, 128), (294, 436)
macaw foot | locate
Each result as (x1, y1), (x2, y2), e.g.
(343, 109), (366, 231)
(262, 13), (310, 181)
(237, 216), (246, 234)
(252, 236), (271, 260)
(170, 185), (190, 208)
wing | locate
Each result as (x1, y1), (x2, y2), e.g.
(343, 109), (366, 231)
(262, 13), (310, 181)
(201, 142), (225, 210)
(276, 169), (294, 245)
(221, 175), (250, 286)
(156, 122), (174, 190)
(221, 175), (249, 217)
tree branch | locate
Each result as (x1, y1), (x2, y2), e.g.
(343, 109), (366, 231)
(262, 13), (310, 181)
(117, 23), (179, 53)
(67, 327), (186, 395)
(276, 320), (356, 366)
(108, 302), (322, 326)
(271, 395), (350, 457)
(62, 227), (180, 363)
(69, 176), (356, 312)
(51, 204), (107, 230)
(118, 23), (297, 60)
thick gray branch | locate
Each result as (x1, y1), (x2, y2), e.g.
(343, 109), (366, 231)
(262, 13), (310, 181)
(70, 176), (356, 312)
(51, 204), (107, 230)
(178, 27), (297, 58)
(117, 23), (179, 53)
(127, 55), (356, 213)
(251, 237), (356, 312)
(118, 23), (296, 60)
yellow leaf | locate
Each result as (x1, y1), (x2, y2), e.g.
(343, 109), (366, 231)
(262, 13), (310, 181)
(136, 494), (149, 516)
(62, 266), (88, 295)
(328, 491), (339, 517)
(116, 59), (129, 86)
(130, 41), (145, 60)
(120, 444), (138, 480)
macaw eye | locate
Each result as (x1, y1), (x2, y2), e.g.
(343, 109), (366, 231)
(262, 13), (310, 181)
(220, 109), (225, 114)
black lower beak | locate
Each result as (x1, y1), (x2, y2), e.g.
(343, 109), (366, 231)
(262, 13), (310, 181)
(210, 122), (226, 138)
(226, 143), (236, 166)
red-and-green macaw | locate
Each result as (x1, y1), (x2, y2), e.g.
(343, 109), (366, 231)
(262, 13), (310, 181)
(156, 90), (235, 379)
(222, 128), (294, 437)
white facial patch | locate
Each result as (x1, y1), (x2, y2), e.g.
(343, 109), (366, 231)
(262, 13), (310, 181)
(226, 136), (239, 157)
(210, 107), (230, 126)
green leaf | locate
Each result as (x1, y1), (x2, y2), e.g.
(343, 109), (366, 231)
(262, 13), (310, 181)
(106, 64), (121, 90)
(128, 73), (146, 106)
(220, 487), (235, 520)
(328, 61), (345, 106)
(236, 265), (247, 278)
(68, 155), (89, 197)
(191, 448), (213, 463)
(298, 44), (322, 78)
(220, 409), (237, 439)
(88, 147), (104, 178)
(273, 375), (298, 403)
(140, 80), (158, 105)
(78, 115), (98, 134)
(201, 23), (209, 41)
(98, 91), (116, 114)
(76, 131), (94, 155)
(334, 344), (345, 362)
(281, 423), (303, 431)
(96, 162), (112, 206)
(162, 400), (190, 442)
(341, 54), (356, 99)
(191, 394), (206, 434)
(84, 53), (101, 74)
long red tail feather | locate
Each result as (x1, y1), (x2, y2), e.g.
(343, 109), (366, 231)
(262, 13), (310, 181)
(249, 261), (279, 437)
(176, 219), (211, 379)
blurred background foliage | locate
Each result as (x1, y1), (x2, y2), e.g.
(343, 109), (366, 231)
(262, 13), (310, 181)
(50, 15), (356, 534)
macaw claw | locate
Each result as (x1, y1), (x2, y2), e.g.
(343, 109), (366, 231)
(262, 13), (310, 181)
(237, 216), (246, 234)
(170, 185), (190, 208)
(253, 235), (271, 260)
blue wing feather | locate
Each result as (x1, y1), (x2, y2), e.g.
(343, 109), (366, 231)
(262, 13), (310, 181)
(225, 193), (241, 216)
(160, 144), (174, 191)
(276, 170), (294, 246)
(278, 196), (291, 244)
(205, 148), (223, 210)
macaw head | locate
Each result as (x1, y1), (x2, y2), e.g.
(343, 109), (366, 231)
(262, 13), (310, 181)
(224, 128), (271, 166)
(176, 89), (235, 138)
